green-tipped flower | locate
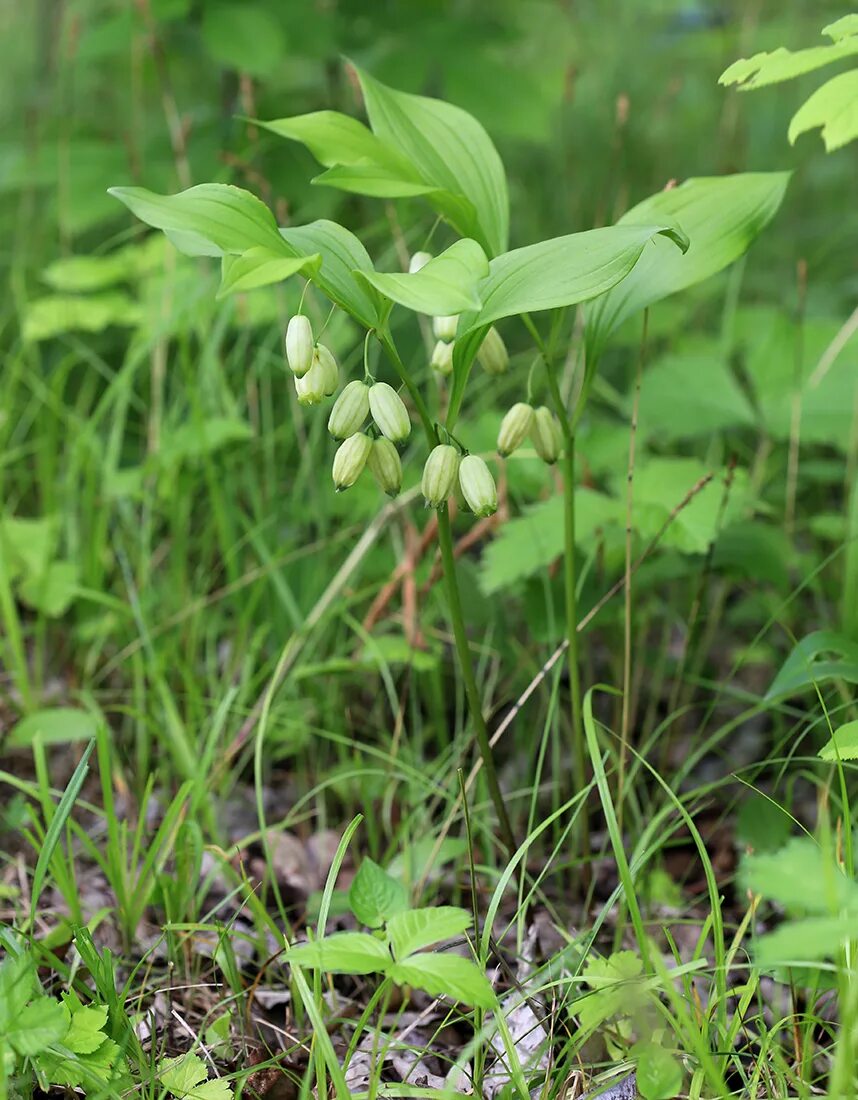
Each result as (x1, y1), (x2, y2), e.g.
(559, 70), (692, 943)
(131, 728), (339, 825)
(295, 357), (328, 406)
(367, 437), (403, 497)
(369, 382), (410, 443)
(458, 455), (498, 518)
(313, 344), (339, 396)
(409, 251), (433, 273)
(328, 380), (370, 439)
(285, 315), (314, 377)
(332, 432), (371, 491)
(433, 314), (458, 341)
(421, 444), (460, 508)
(531, 405), (564, 464)
(477, 326), (508, 375)
(497, 402), (534, 457)
(431, 340), (454, 376)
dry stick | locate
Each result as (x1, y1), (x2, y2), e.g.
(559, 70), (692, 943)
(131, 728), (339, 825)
(417, 471), (714, 893)
(809, 303), (858, 390)
(619, 311), (648, 818)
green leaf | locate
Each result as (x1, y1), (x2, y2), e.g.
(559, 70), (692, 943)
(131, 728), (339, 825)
(766, 630), (858, 699)
(23, 292), (142, 341)
(465, 223), (688, 331)
(7, 707), (97, 748)
(819, 720), (858, 761)
(287, 932), (391, 975)
(754, 915), (858, 967)
(788, 71), (858, 151)
(348, 858), (409, 928)
(635, 1042), (683, 1100)
(6, 998), (67, 1056)
(353, 65), (509, 257)
(0, 514), (58, 579)
(313, 164), (439, 199)
(0, 954), (36, 1029)
(357, 239), (489, 315)
(585, 173), (790, 362)
(201, 2), (286, 78)
(62, 1002), (109, 1055)
(108, 183), (285, 258)
(218, 249), (320, 298)
(278, 220), (382, 328)
(719, 38), (858, 91)
(18, 560), (79, 618)
(825, 15), (858, 41)
(387, 906), (472, 960)
(578, 951), (645, 1033)
(742, 837), (858, 913)
(160, 1053), (232, 1100)
(253, 111), (416, 176)
(387, 953), (496, 1008)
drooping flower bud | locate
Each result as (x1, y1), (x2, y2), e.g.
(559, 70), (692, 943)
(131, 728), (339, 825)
(369, 382), (410, 443)
(328, 380), (370, 439)
(432, 315), (458, 341)
(421, 445), (460, 508)
(367, 437), (403, 497)
(295, 357), (328, 406)
(430, 340), (454, 376)
(332, 432), (371, 491)
(458, 455), (498, 518)
(497, 402), (535, 457)
(409, 251), (433, 274)
(313, 344), (339, 395)
(531, 405), (564, 464)
(477, 326), (508, 375)
(285, 315), (314, 377)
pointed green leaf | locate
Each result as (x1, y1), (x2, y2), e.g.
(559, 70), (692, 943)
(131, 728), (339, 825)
(253, 111), (402, 169)
(387, 953), (496, 1008)
(719, 38), (858, 90)
(358, 239), (489, 315)
(742, 837), (858, 913)
(819, 720), (858, 761)
(61, 1000), (109, 1055)
(353, 66), (509, 256)
(585, 173), (790, 362)
(313, 164), (440, 199)
(788, 70), (858, 151)
(218, 248), (320, 298)
(7, 707), (97, 747)
(108, 183), (286, 257)
(767, 630), (858, 699)
(387, 906), (472, 960)
(278, 220), (382, 327)
(348, 858), (409, 928)
(287, 932), (390, 975)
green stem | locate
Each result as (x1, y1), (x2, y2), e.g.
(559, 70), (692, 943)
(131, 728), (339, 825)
(380, 331), (516, 857)
(437, 507), (516, 856)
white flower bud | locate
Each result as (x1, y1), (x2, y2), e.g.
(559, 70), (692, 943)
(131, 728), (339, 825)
(421, 445), (460, 508)
(328, 380), (370, 439)
(433, 315), (458, 341)
(409, 251), (433, 274)
(430, 340), (454, 376)
(531, 405), (564, 464)
(477, 326), (508, 375)
(497, 402), (535, 457)
(332, 432), (372, 490)
(367, 437), (403, 497)
(369, 382), (410, 443)
(458, 455), (497, 518)
(295, 358), (328, 406)
(313, 344), (339, 395)
(285, 315), (314, 377)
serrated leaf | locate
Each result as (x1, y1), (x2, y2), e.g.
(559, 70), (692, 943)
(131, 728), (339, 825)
(218, 248), (320, 298)
(62, 1003), (109, 1055)
(387, 906), (472, 960)
(585, 174), (790, 362)
(754, 915), (858, 968)
(159, 1053), (209, 1095)
(719, 38), (858, 90)
(0, 954), (36, 1029)
(818, 720), (858, 761)
(348, 858), (409, 928)
(387, 953), (496, 1008)
(6, 998), (67, 1056)
(108, 183), (286, 258)
(788, 70), (858, 151)
(354, 65), (509, 257)
(357, 238), (489, 315)
(287, 932), (391, 974)
(742, 837), (858, 913)
(578, 951), (646, 1033)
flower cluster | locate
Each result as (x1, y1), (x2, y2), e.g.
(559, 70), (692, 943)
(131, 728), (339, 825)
(496, 403), (563, 464)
